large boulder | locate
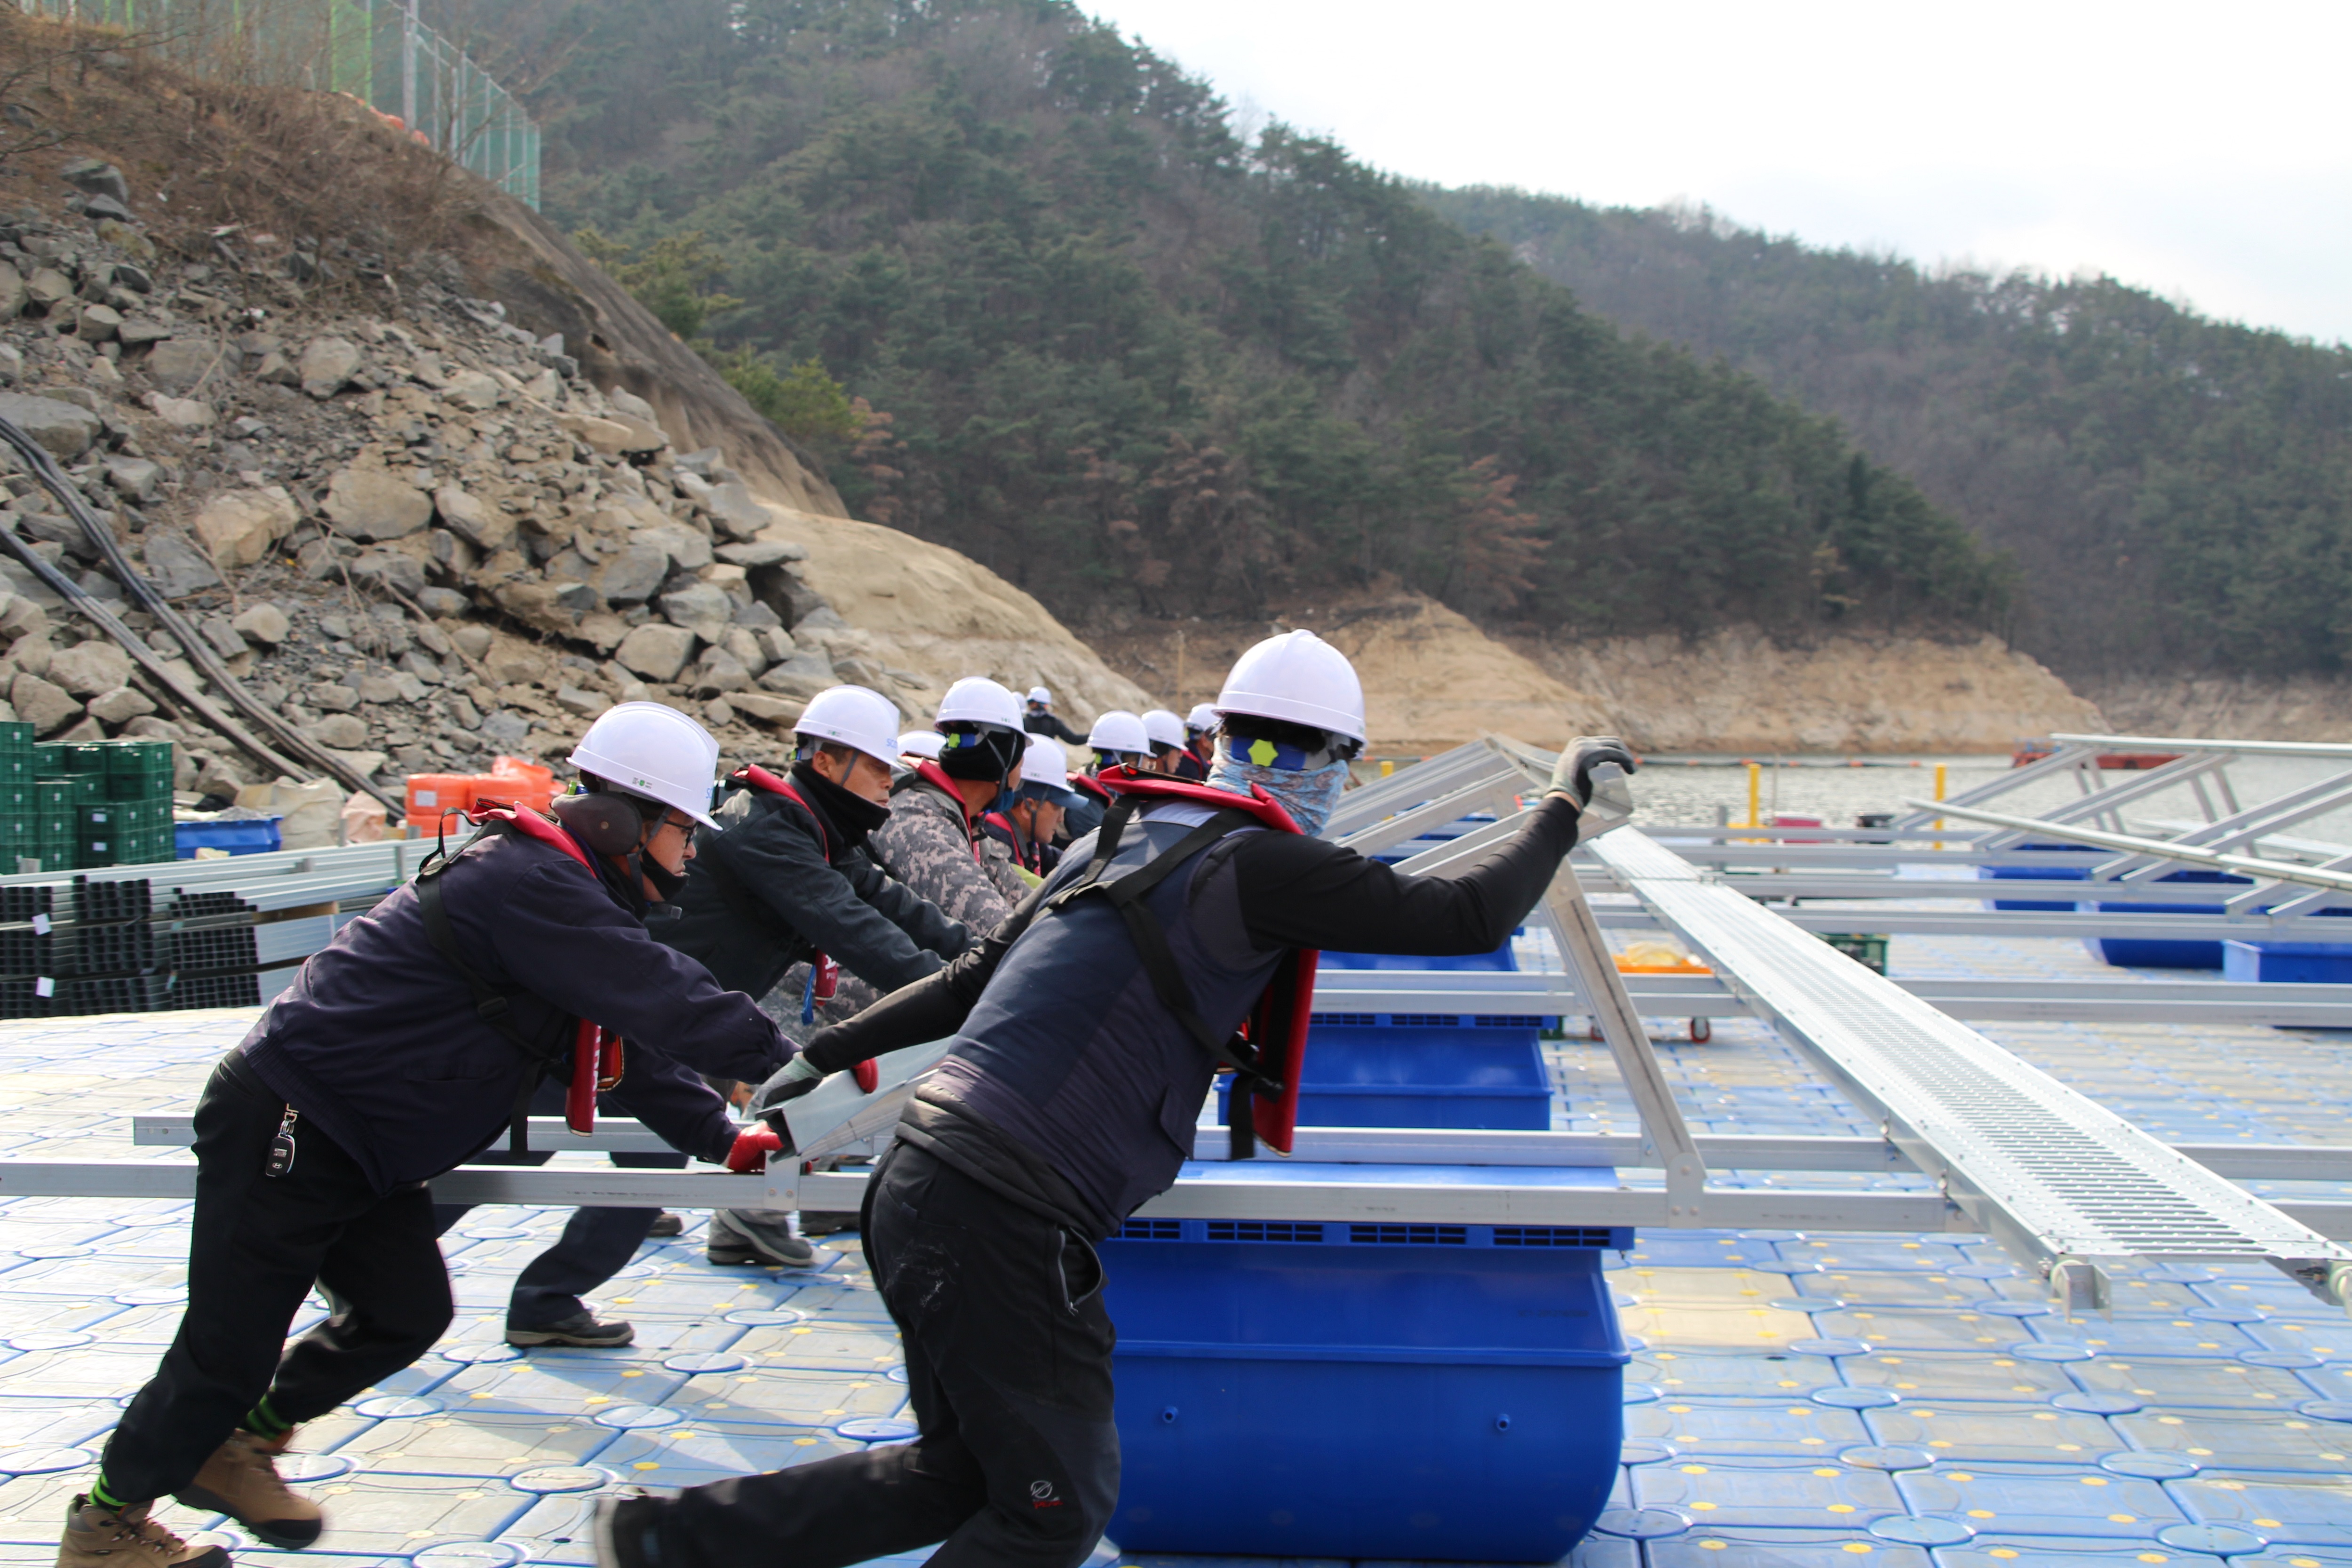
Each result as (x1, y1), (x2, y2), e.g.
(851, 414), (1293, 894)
(556, 413), (639, 455)
(440, 370), (503, 411)
(614, 622), (698, 683)
(231, 602), (291, 645)
(324, 468), (432, 541)
(48, 639), (133, 697)
(9, 670), (79, 733)
(0, 394), (100, 459)
(594, 541), (670, 605)
(659, 583), (732, 639)
(756, 650), (837, 699)
(142, 337), (219, 394)
(87, 686), (154, 724)
(190, 486), (298, 568)
(308, 713), (369, 749)
(643, 522), (714, 573)
(139, 532), (222, 598)
(298, 337), (362, 399)
(704, 482), (771, 541)
(432, 485), (513, 552)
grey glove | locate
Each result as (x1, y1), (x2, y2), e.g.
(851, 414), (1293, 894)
(1549, 735), (1637, 808)
(752, 1052), (824, 1111)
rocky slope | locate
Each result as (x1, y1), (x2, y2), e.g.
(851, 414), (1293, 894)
(0, 67), (1146, 821)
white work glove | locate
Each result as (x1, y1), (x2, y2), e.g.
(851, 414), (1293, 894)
(754, 1053), (825, 1110)
(1549, 736), (1637, 842)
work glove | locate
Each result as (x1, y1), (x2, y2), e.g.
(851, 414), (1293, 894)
(1549, 736), (1638, 808)
(725, 1124), (783, 1174)
(753, 1052), (825, 1110)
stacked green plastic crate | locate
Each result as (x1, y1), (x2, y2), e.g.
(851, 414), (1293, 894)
(0, 723), (28, 868)
(30, 739), (175, 870)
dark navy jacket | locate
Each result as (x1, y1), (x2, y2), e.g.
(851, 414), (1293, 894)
(240, 821), (789, 1194)
(658, 765), (969, 1003)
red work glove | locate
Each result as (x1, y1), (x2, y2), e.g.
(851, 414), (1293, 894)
(725, 1125), (783, 1174)
(853, 1059), (878, 1093)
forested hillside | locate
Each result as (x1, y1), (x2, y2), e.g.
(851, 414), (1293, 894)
(496, 0), (2004, 646)
(1423, 190), (2352, 680)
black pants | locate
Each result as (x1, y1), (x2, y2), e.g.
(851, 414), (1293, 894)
(658, 1142), (1119, 1568)
(432, 1149), (687, 1329)
(100, 1055), (453, 1504)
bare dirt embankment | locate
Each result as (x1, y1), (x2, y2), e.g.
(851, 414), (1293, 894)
(2082, 676), (2352, 744)
(1087, 593), (2105, 755)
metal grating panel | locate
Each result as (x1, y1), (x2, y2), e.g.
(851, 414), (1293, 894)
(1589, 828), (2352, 1268)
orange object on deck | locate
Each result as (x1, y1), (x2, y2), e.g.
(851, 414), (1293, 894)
(405, 757), (560, 830)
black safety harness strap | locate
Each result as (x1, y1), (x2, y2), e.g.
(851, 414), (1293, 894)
(1044, 794), (1279, 1093)
(415, 817), (567, 1155)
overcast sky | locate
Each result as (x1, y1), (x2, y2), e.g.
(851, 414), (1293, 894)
(1077, 0), (2352, 346)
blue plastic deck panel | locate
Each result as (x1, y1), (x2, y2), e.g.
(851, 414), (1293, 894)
(1100, 1162), (1629, 1562)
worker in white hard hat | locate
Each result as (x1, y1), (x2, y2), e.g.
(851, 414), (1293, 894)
(658, 685), (972, 1268)
(898, 730), (944, 763)
(597, 634), (1639, 1568)
(1139, 708), (1188, 777)
(75, 705), (795, 1568)
(1180, 702), (1219, 780)
(1020, 684), (1085, 745)
(1063, 708), (1150, 841)
(984, 733), (1081, 877)
(867, 677), (1033, 929)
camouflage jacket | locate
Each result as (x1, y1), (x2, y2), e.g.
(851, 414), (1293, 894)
(869, 776), (1017, 937)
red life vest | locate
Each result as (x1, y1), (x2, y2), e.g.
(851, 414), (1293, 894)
(456, 806), (623, 1136)
(1097, 768), (1319, 1156)
(1070, 772), (1112, 804)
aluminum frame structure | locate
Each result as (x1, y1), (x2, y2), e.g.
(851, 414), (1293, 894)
(4, 734), (2352, 1315)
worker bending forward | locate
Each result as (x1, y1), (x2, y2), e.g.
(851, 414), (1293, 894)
(595, 632), (1637, 1568)
(64, 705), (792, 1568)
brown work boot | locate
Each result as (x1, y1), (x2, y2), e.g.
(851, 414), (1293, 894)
(56, 1495), (229, 1567)
(173, 1429), (322, 1549)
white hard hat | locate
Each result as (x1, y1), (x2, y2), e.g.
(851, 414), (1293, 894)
(1026, 686), (1053, 705)
(568, 701), (722, 828)
(1021, 733), (1071, 792)
(937, 677), (1025, 731)
(1141, 708), (1186, 750)
(899, 729), (944, 760)
(1086, 709), (1151, 756)
(793, 685), (902, 768)
(1185, 703), (1219, 733)
(1216, 629), (1366, 743)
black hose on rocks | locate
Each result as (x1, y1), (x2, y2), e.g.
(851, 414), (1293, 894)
(0, 414), (403, 812)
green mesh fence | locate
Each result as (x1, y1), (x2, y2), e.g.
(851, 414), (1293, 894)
(18, 0), (538, 207)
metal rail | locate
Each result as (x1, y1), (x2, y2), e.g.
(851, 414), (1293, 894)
(1583, 826), (2352, 1308)
(1910, 798), (2352, 897)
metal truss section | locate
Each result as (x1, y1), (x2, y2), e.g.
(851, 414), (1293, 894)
(1325, 740), (1521, 840)
(1586, 827), (2352, 1307)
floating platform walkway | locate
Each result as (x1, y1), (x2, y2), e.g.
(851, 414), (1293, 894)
(0, 735), (2345, 1563)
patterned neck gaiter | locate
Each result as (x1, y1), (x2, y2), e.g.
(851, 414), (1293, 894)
(1206, 746), (1350, 836)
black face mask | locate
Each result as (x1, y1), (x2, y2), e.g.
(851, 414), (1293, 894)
(640, 852), (690, 903)
(791, 757), (890, 844)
